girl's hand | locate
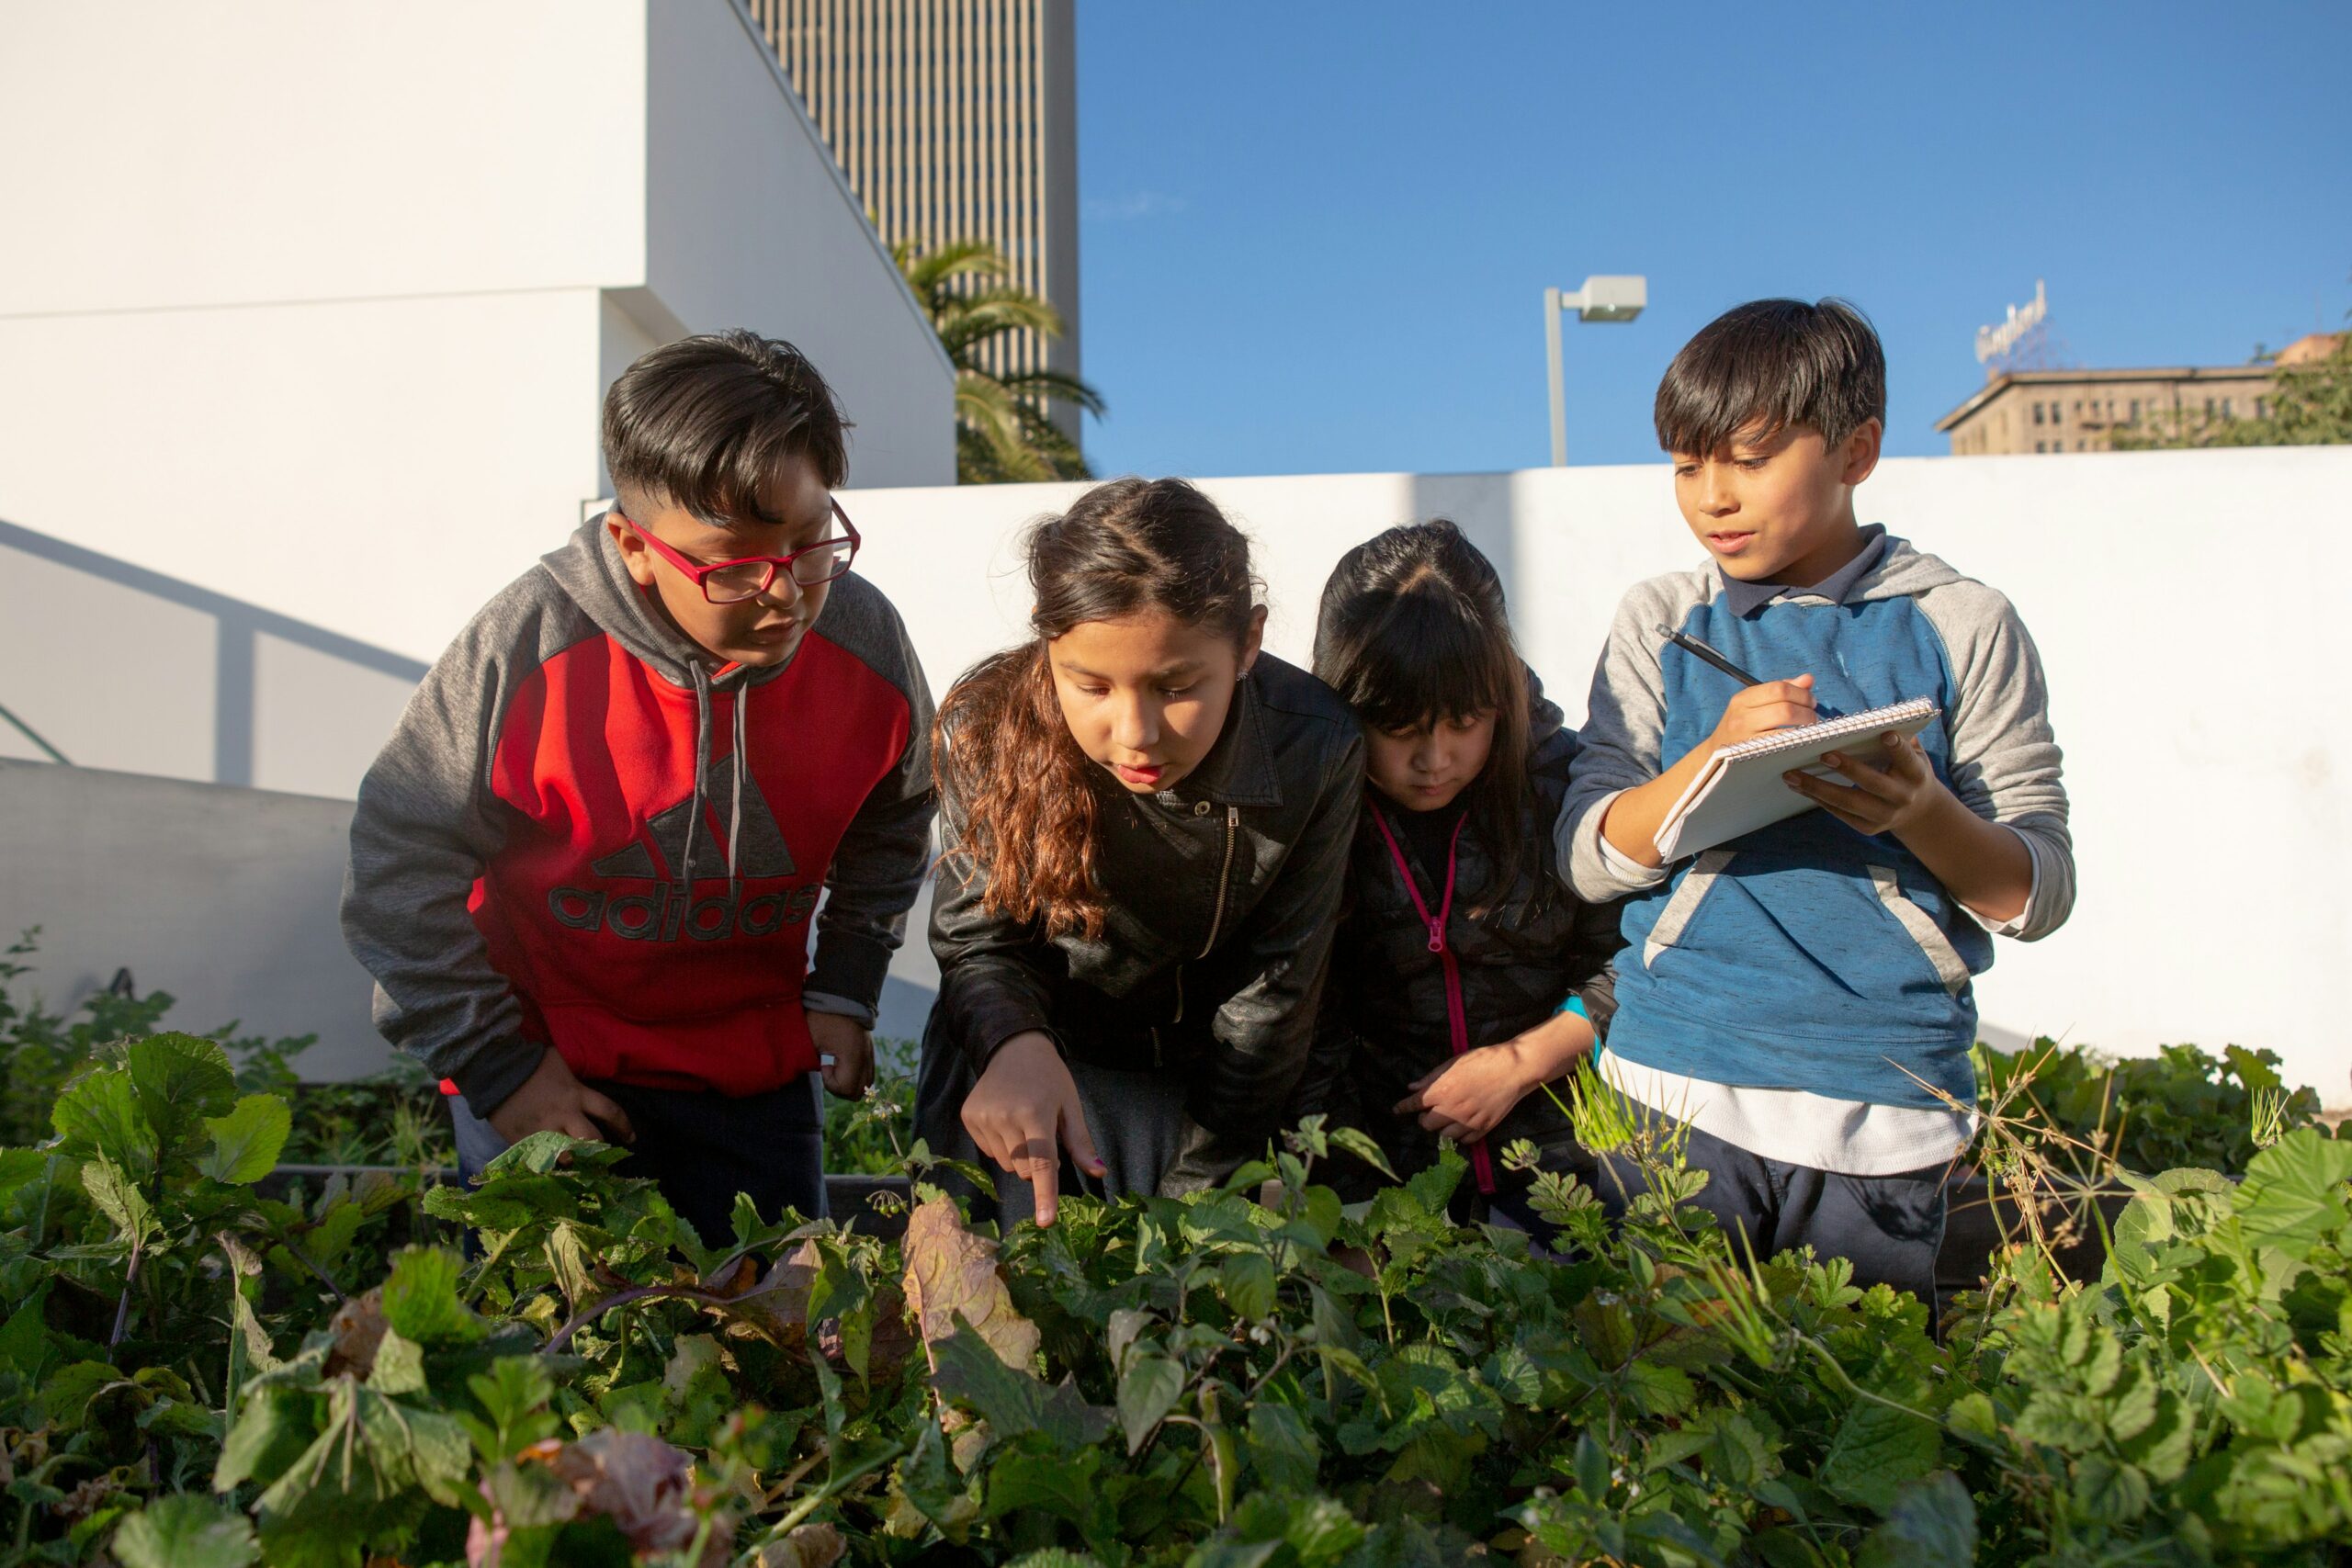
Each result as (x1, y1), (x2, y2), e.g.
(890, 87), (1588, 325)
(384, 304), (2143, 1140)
(1393, 1011), (1595, 1143)
(961, 1032), (1105, 1225)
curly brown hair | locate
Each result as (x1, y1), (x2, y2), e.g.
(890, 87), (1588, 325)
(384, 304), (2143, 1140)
(934, 478), (1259, 941)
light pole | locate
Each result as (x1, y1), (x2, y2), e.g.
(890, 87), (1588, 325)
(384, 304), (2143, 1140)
(1545, 275), (1647, 465)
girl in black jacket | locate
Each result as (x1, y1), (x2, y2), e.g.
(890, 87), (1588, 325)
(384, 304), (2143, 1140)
(1295, 520), (1624, 1238)
(915, 478), (1365, 1227)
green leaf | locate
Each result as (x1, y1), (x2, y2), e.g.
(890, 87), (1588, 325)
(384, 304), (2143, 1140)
(52, 1068), (156, 1176)
(1857, 1472), (1975, 1567)
(199, 1095), (291, 1184)
(379, 1247), (484, 1344)
(368, 1329), (427, 1395)
(1221, 1252), (1278, 1321)
(111, 1495), (258, 1568)
(1244, 1402), (1321, 1494)
(2237, 1128), (2352, 1257)
(0, 1146), (51, 1206)
(1116, 1353), (1184, 1454)
(81, 1156), (158, 1246)
(127, 1032), (240, 1155)
(1819, 1401), (1942, 1512)
(1327, 1126), (1398, 1180)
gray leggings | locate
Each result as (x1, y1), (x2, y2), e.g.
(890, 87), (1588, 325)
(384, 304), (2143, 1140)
(914, 1040), (1197, 1228)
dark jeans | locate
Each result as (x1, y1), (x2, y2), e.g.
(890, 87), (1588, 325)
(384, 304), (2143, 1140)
(451, 1074), (827, 1248)
(1595, 1120), (1948, 1311)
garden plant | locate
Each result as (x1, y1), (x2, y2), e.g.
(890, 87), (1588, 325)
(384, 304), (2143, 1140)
(0, 945), (2346, 1565)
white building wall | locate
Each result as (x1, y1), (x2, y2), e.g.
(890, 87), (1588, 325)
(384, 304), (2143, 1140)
(0, 1), (955, 668)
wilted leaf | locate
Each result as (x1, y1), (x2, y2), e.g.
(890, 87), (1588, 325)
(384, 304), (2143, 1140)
(901, 1195), (1040, 1371)
(548, 1427), (716, 1561)
(323, 1290), (389, 1380)
(111, 1494), (259, 1568)
(759, 1521), (847, 1567)
(199, 1094), (292, 1185)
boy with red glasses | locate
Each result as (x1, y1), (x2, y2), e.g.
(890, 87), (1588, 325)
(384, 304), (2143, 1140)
(343, 331), (934, 1244)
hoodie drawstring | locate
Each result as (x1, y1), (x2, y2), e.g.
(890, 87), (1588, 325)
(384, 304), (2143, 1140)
(678, 663), (755, 921)
(728, 679), (749, 905)
(679, 664), (713, 910)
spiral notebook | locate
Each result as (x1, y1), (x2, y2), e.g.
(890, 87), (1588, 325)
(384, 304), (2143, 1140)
(1652, 698), (1941, 861)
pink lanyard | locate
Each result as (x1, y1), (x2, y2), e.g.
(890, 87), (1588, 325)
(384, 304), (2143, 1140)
(1367, 807), (1496, 1195)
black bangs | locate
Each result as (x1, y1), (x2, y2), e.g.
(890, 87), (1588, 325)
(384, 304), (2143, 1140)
(603, 331), (851, 525)
(1336, 583), (1518, 732)
(1654, 298), (1885, 457)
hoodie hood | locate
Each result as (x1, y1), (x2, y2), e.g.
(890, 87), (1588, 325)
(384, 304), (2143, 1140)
(537, 513), (790, 902)
(1850, 533), (1968, 604)
(538, 513), (808, 694)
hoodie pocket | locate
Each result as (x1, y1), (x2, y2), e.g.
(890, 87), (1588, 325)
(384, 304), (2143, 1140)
(1867, 864), (1970, 996)
(1641, 849), (1736, 969)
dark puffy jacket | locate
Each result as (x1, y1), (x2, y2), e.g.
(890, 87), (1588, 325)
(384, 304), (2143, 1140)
(920, 654), (1365, 1190)
(1293, 674), (1624, 1200)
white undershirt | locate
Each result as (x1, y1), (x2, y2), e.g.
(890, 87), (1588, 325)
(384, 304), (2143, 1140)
(1589, 829), (2041, 1176)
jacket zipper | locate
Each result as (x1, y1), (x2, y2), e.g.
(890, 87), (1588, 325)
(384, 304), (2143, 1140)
(1368, 807), (1495, 1195)
(1196, 804), (1240, 958)
(1161, 806), (1239, 1067)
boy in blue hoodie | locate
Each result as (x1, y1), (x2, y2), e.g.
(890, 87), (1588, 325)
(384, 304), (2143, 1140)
(1560, 299), (2074, 1306)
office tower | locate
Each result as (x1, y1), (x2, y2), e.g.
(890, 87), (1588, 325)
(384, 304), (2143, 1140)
(753, 0), (1081, 440)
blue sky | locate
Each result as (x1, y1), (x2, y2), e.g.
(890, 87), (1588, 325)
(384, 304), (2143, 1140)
(1072, 0), (2352, 476)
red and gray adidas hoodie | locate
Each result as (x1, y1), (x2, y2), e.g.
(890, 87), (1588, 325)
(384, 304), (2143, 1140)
(341, 515), (934, 1117)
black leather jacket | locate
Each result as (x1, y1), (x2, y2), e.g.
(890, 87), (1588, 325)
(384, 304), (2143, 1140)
(923, 654), (1365, 1181)
(1294, 673), (1625, 1195)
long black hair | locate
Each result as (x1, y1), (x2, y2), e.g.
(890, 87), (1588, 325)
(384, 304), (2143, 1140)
(1312, 519), (1533, 910)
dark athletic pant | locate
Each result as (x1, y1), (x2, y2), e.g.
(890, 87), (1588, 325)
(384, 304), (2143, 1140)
(1594, 1120), (1948, 1312)
(451, 1074), (827, 1247)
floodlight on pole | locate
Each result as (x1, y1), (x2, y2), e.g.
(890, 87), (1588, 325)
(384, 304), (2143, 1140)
(1544, 275), (1646, 466)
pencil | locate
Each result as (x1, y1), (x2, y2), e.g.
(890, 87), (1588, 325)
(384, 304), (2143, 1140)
(1654, 624), (1765, 687)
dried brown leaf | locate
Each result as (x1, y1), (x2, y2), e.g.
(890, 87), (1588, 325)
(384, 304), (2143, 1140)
(899, 1196), (1039, 1371)
(323, 1289), (388, 1380)
(758, 1521), (847, 1568)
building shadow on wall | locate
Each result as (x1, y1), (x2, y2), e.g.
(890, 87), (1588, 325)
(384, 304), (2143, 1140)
(0, 518), (427, 786)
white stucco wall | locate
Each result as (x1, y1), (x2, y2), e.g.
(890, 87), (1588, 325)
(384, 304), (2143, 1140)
(0, 1), (954, 667)
(842, 447), (2352, 1106)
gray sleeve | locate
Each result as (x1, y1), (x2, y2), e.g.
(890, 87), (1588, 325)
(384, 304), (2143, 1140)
(1557, 574), (1697, 902)
(807, 592), (939, 1025)
(339, 607), (548, 1113)
(1924, 581), (2075, 942)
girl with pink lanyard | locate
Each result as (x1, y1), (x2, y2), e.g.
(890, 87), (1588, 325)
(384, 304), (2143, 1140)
(1290, 521), (1624, 1243)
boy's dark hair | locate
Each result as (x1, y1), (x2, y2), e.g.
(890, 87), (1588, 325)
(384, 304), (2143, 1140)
(1655, 298), (1885, 457)
(1313, 519), (1536, 917)
(602, 330), (850, 525)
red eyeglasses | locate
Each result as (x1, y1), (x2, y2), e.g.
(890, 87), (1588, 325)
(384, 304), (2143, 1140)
(617, 500), (862, 604)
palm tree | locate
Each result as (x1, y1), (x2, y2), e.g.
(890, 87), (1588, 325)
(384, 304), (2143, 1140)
(894, 239), (1105, 483)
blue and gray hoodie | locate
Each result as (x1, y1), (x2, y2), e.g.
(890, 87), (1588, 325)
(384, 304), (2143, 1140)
(1557, 529), (2074, 1111)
